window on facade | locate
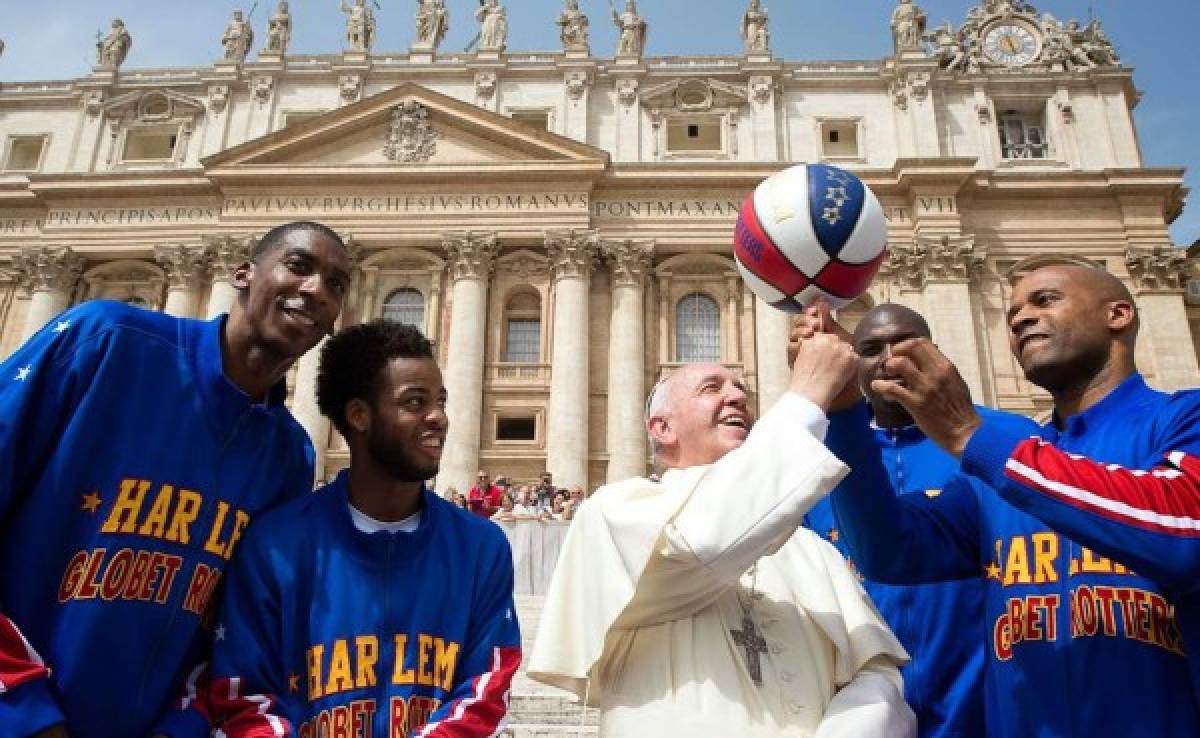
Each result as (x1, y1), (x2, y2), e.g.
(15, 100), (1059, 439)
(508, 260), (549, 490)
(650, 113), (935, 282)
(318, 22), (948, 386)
(820, 120), (860, 159)
(666, 116), (723, 154)
(999, 110), (1048, 159)
(676, 292), (721, 362)
(4, 135), (47, 172)
(382, 288), (425, 327)
(503, 291), (541, 362)
(504, 320), (540, 362)
(510, 110), (551, 131)
(496, 415), (537, 442)
(122, 127), (179, 162)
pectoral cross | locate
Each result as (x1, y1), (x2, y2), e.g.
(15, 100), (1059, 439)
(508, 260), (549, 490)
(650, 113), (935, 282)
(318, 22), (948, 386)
(731, 612), (768, 686)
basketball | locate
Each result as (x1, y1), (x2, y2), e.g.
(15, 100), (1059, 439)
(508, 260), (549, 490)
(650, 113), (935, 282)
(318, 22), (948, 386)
(733, 163), (887, 312)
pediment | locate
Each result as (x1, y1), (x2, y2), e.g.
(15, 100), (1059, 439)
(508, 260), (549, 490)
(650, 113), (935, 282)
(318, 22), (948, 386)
(104, 89), (207, 120)
(641, 78), (748, 112)
(203, 83), (608, 173)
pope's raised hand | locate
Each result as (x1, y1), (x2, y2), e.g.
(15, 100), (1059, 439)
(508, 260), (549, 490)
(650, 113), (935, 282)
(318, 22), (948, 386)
(787, 300), (860, 411)
(789, 331), (857, 413)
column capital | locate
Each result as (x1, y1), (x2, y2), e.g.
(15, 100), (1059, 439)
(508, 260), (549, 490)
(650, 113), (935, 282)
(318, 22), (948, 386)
(154, 243), (212, 290)
(13, 245), (84, 294)
(881, 235), (986, 288)
(1125, 245), (1190, 293)
(545, 229), (598, 281)
(205, 234), (256, 281)
(442, 231), (499, 282)
(601, 238), (654, 287)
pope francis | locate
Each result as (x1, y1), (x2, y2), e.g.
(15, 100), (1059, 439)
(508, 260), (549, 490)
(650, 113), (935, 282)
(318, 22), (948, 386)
(529, 332), (915, 737)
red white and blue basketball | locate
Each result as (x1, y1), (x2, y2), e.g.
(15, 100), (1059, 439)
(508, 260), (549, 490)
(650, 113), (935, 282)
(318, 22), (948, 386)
(733, 163), (887, 312)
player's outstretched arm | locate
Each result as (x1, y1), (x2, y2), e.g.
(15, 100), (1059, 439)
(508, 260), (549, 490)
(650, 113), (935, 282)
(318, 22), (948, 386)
(961, 395), (1200, 594)
(417, 539), (521, 737)
(825, 401), (982, 584)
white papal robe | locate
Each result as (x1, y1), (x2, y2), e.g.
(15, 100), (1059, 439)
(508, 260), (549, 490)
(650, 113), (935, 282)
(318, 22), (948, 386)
(528, 393), (915, 738)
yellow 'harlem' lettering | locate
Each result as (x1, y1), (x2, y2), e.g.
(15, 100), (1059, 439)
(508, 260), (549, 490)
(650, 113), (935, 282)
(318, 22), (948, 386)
(325, 639), (354, 696)
(1031, 533), (1059, 584)
(101, 479), (151, 533)
(433, 638), (460, 691)
(307, 644), (325, 700)
(355, 635), (379, 689)
(1003, 536), (1032, 585)
(393, 634), (416, 685)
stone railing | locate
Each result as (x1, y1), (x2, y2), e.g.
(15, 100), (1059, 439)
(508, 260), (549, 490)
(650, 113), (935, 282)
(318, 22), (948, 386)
(494, 519), (570, 596)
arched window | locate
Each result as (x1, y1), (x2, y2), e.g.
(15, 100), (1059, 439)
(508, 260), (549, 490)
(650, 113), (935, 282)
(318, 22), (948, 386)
(503, 291), (541, 362)
(382, 288), (424, 327)
(676, 292), (720, 362)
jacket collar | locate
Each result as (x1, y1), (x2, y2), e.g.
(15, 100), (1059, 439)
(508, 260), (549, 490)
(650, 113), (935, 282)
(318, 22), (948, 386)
(1049, 372), (1150, 438)
(323, 468), (438, 559)
(187, 314), (290, 435)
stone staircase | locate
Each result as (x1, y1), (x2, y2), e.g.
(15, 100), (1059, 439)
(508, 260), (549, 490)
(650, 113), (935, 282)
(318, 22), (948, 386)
(507, 595), (599, 737)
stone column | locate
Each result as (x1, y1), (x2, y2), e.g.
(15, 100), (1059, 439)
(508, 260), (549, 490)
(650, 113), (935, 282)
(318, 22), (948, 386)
(291, 339), (329, 484)
(898, 236), (989, 403)
(1126, 246), (1200, 390)
(602, 239), (653, 483)
(545, 229), (598, 489)
(753, 298), (792, 413)
(14, 245), (84, 340)
(440, 232), (499, 495)
(154, 243), (211, 318)
(205, 235), (254, 319)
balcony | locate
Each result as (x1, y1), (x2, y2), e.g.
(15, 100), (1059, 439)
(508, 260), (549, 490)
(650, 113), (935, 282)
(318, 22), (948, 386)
(487, 363), (551, 385)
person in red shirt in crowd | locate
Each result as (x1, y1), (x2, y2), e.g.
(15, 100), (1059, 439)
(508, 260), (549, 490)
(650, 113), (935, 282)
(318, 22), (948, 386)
(467, 470), (502, 518)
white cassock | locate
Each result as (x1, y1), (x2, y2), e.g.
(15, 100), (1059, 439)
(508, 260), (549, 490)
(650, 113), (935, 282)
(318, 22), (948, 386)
(528, 393), (915, 738)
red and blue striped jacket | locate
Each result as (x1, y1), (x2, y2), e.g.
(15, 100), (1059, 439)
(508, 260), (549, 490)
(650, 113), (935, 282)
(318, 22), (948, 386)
(827, 375), (1200, 738)
(207, 470), (521, 738)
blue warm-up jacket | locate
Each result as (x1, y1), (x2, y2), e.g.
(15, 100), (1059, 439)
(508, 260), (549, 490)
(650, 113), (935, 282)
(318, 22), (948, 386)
(208, 470), (522, 737)
(827, 377), (1200, 738)
(0, 301), (313, 738)
(805, 409), (1028, 738)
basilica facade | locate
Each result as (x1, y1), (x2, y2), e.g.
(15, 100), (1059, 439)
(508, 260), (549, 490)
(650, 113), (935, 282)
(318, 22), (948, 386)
(0, 0), (1194, 494)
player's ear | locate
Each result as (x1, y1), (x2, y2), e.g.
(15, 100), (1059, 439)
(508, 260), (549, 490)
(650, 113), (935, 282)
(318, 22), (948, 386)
(346, 397), (371, 435)
(1108, 298), (1136, 333)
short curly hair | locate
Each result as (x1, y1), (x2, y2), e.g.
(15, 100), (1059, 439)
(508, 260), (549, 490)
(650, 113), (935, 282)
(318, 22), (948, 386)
(253, 221), (346, 261)
(316, 319), (436, 436)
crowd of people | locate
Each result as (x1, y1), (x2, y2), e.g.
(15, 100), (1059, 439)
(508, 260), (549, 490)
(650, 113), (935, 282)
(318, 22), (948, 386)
(2, 216), (1198, 738)
(442, 470), (590, 522)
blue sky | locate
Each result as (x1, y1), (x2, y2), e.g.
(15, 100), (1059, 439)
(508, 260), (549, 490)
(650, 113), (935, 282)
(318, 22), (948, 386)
(2, 0), (1197, 244)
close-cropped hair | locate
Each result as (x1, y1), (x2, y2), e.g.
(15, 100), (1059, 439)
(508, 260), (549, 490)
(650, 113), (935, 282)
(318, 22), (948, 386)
(252, 221), (346, 261)
(317, 319), (436, 436)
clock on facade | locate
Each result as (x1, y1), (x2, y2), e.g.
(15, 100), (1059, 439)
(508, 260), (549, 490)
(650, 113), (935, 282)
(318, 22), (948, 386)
(982, 21), (1040, 66)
